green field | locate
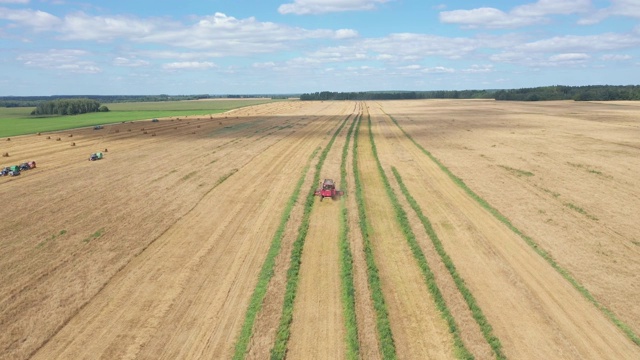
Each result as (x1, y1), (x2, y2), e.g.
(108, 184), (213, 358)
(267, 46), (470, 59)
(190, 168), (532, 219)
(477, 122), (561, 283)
(0, 99), (281, 137)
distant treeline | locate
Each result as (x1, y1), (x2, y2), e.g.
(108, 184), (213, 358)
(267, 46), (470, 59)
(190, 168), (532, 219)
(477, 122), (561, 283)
(494, 85), (640, 101)
(0, 94), (283, 108)
(300, 85), (640, 101)
(30, 99), (109, 116)
(300, 90), (493, 101)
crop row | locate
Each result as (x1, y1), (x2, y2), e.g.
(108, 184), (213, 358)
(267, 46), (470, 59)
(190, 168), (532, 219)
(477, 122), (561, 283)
(352, 109), (397, 359)
(270, 114), (352, 359)
(365, 115), (473, 359)
(387, 115), (640, 347)
(339, 113), (360, 359)
(391, 167), (505, 359)
(232, 148), (319, 360)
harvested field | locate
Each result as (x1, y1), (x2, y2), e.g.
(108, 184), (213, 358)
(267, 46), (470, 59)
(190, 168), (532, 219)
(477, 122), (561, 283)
(1, 99), (639, 359)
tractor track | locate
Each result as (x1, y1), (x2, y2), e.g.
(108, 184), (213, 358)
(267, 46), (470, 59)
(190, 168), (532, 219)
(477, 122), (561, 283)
(244, 104), (354, 359)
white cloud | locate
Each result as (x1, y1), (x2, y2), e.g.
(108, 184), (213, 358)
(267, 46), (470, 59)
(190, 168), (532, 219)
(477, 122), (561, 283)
(421, 66), (455, 74)
(398, 64), (421, 70)
(601, 54), (632, 61)
(462, 64), (494, 73)
(162, 61), (217, 70)
(440, 8), (539, 29)
(335, 29), (358, 39)
(279, 0), (390, 15)
(60, 12), (159, 41)
(17, 49), (101, 73)
(440, 0), (590, 29)
(1, 9), (357, 56)
(518, 33), (640, 53)
(0, 7), (62, 30)
(113, 57), (150, 67)
(579, 0), (640, 24)
(252, 62), (276, 69)
(512, 0), (589, 17)
(548, 53), (590, 62)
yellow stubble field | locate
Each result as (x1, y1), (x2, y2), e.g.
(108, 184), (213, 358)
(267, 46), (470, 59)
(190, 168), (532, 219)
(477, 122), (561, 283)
(1, 99), (638, 359)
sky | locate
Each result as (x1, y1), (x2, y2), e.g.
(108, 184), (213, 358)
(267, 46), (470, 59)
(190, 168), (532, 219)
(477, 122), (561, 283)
(1, 0), (639, 95)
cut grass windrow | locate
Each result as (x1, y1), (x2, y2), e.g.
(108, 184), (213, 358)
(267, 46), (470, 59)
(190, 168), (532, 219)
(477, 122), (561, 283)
(270, 114), (352, 359)
(232, 148), (319, 360)
(339, 113), (360, 360)
(367, 115), (473, 359)
(387, 114), (640, 347)
(353, 110), (397, 359)
(391, 167), (506, 360)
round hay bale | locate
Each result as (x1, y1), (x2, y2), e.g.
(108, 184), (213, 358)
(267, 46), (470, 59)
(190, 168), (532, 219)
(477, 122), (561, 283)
(6, 138), (10, 141)
(56, 137), (61, 141)
(2, 152), (8, 157)
(71, 142), (76, 146)
(151, 132), (156, 137)
(46, 136), (51, 139)
(104, 148), (108, 152)
(128, 129), (132, 132)
(143, 131), (148, 134)
(37, 132), (41, 136)
(68, 134), (73, 137)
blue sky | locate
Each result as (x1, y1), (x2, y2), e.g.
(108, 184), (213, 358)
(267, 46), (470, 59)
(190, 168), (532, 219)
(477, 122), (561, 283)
(1, 0), (639, 95)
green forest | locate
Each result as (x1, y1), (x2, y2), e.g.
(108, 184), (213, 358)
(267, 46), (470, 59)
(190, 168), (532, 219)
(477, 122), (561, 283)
(300, 85), (640, 101)
(30, 98), (109, 116)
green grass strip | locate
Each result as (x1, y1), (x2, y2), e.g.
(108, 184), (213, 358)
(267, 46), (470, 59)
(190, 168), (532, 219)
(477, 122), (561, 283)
(388, 114), (640, 347)
(339, 114), (360, 359)
(352, 113), (397, 359)
(270, 114), (351, 359)
(366, 115), (473, 359)
(391, 167), (506, 359)
(232, 148), (320, 360)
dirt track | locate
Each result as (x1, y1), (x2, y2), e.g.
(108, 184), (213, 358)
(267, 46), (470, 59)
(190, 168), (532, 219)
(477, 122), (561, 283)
(287, 112), (351, 358)
(1, 99), (639, 359)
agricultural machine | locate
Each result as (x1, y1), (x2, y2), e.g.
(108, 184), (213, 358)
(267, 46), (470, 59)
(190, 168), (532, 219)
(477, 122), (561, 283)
(1, 161), (35, 177)
(19, 161), (36, 171)
(314, 179), (344, 201)
(89, 152), (103, 161)
(0, 165), (20, 176)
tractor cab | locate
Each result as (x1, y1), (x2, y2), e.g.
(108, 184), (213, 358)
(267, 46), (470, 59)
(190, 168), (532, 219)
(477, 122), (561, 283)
(322, 179), (335, 191)
(314, 179), (344, 201)
(8, 165), (20, 176)
(89, 152), (103, 161)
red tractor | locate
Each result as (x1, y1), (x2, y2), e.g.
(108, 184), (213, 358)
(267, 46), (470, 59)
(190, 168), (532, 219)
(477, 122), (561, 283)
(314, 179), (344, 201)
